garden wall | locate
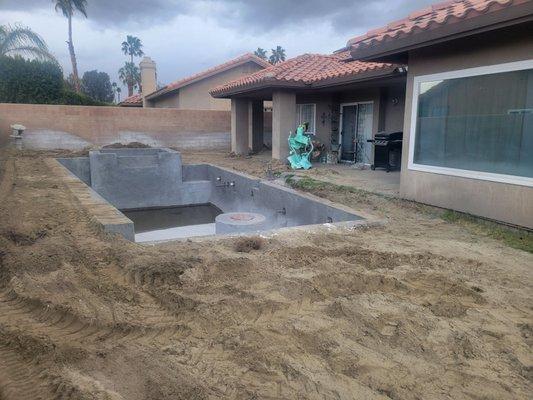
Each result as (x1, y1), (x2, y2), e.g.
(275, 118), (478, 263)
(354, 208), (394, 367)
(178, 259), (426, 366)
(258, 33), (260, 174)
(0, 103), (231, 150)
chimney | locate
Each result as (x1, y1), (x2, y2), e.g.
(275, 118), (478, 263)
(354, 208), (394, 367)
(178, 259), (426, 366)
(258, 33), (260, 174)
(140, 57), (157, 105)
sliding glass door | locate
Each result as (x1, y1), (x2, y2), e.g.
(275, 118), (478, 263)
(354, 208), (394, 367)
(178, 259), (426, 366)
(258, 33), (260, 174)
(340, 102), (374, 163)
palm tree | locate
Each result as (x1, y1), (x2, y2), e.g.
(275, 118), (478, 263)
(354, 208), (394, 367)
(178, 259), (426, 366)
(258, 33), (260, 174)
(121, 35), (144, 63)
(269, 46), (286, 65)
(118, 61), (140, 97)
(54, 0), (88, 93)
(0, 24), (56, 61)
(254, 47), (267, 61)
(116, 86), (121, 102)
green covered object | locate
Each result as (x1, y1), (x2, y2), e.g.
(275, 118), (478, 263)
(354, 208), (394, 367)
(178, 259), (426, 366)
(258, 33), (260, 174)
(288, 124), (314, 169)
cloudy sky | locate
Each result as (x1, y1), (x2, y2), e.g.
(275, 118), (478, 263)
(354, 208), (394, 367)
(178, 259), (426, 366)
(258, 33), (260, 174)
(1, 0), (434, 95)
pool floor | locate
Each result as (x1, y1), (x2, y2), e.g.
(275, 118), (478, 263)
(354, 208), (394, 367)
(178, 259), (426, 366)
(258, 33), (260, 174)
(122, 204), (222, 242)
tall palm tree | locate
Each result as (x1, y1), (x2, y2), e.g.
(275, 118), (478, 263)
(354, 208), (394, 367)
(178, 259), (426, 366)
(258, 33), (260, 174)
(269, 46), (286, 65)
(118, 61), (140, 97)
(121, 35), (144, 63)
(116, 86), (121, 102)
(0, 24), (56, 61)
(254, 47), (267, 61)
(54, 0), (87, 93)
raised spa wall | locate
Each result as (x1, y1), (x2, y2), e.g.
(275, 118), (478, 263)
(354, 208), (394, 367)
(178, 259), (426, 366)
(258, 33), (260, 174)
(57, 148), (362, 240)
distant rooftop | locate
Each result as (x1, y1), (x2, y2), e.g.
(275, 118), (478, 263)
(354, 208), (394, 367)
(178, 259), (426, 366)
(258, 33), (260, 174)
(145, 53), (271, 101)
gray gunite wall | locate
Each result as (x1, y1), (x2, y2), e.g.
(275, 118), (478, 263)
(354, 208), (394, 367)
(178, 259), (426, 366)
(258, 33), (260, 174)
(88, 148), (211, 210)
(57, 148), (364, 240)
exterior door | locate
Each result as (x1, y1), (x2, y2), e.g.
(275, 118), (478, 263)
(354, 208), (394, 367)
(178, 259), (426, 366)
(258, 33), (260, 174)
(340, 103), (373, 163)
(356, 103), (373, 164)
(340, 105), (357, 161)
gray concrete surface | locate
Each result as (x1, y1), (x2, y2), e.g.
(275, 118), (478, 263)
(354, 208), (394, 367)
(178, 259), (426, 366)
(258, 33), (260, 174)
(58, 148), (367, 242)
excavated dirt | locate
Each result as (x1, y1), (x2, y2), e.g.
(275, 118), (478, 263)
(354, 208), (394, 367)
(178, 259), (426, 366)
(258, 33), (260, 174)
(0, 148), (531, 400)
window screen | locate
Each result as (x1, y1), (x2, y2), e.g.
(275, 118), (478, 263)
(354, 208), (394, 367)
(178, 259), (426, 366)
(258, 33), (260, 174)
(297, 104), (316, 133)
(413, 68), (533, 178)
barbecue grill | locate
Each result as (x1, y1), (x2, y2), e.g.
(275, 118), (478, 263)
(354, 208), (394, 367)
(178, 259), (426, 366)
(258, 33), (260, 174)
(367, 131), (403, 172)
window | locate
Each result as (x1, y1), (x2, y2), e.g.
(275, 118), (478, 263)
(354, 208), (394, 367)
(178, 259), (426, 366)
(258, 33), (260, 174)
(296, 104), (316, 134)
(409, 60), (533, 186)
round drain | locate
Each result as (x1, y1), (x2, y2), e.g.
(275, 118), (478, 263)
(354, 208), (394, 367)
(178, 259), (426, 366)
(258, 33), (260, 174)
(215, 212), (267, 234)
(229, 213), (256, 222)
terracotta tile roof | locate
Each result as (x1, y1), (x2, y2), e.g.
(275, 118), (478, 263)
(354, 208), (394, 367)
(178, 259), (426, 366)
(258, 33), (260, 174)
(146, 53), (271, 100)
(119, 93), (142, 107)
(348, 0), (531, 54)
(210, 52), (400, 96)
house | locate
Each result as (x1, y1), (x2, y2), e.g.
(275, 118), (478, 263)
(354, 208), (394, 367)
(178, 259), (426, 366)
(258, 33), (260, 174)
(119, 53), (271, 110)
(348, 0), (533, 228)
(212, 0), (532, 228)
(118, 93), (143, 108)
(210, 52), (407, 157)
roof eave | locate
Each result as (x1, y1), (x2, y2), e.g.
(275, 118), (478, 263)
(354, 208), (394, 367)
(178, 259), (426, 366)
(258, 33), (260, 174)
(211, 66), (403, 98)
(350, 3), (533, 61)
(211, 80), (308, 98)
(146, 56), (271, 101)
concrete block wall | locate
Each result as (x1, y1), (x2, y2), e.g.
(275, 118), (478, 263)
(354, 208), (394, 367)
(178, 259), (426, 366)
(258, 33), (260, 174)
(88, 148), (212, 209)
(0, 103), (231, 150)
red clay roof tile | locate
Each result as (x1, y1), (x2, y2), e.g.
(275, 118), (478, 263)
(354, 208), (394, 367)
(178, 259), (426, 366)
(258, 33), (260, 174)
(119, 93), (142, 106)
(210, 52), (399, 96)
(146, 53), (271, 100)
(347, 0), (529, 53)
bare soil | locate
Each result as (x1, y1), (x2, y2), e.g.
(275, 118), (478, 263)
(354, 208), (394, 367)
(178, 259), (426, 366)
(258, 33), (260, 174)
(0, 148), (531, 400)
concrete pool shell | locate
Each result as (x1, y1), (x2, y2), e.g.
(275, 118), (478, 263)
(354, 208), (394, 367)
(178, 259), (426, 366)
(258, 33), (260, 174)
(54, 148), (376, 243)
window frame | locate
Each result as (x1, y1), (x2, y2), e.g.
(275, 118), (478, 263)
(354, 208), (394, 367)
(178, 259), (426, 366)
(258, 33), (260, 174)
(408, 59), (533, 187)
(296, 103), (317, 134)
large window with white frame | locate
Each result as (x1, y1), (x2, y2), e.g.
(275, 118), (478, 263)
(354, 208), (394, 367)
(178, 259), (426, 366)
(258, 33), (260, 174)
(296, 103), (316, 134)
(409, 60), (533, 187)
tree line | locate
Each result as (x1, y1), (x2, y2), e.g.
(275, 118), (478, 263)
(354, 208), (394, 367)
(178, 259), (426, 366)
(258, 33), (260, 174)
(0, 0), (290, 105)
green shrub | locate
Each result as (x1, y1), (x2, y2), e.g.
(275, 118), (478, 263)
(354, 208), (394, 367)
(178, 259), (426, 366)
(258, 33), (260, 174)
(0, 56), (110, 106)
(59, 88), (108, 106)
(0, 55), (63, 104)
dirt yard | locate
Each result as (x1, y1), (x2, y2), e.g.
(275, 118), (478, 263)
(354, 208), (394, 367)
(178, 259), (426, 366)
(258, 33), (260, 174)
(0, 148), (531, 400)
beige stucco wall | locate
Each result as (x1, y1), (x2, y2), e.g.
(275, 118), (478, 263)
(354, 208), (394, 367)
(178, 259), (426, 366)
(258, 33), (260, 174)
(296, 86), (405, 160)
(151, 62), (265, 111)
(400, 34), (533, 228)
(0, 103), (231, 150)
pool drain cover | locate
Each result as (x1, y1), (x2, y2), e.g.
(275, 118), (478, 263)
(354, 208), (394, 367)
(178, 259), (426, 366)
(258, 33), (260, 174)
(230, 213), (256, 221)
(215, 212), (267, 234)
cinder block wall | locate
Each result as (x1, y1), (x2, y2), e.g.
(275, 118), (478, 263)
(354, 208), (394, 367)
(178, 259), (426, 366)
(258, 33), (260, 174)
(0, 103), (231, 149)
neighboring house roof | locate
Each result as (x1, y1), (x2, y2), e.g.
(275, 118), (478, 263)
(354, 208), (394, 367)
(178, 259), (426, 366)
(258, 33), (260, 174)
(210, 52), (401, 97)
(119, 93), (143, 107)
(145, 53), (271, 101)
(348, 0), (533, 60)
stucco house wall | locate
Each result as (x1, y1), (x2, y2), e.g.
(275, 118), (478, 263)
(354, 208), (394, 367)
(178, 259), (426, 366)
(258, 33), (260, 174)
(295, 85), (405, 154)
(149, 62), (265, 111)
(400, 33), (533, 228)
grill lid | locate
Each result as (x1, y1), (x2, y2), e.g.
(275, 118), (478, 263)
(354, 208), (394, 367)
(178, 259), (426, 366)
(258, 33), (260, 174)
(374, 131), (403, 141)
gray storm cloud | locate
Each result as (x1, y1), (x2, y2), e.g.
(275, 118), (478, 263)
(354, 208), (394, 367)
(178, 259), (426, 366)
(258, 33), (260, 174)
(1, 0), (435, 33)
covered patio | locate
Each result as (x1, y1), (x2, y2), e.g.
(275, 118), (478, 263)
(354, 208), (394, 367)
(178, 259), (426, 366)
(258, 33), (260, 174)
(211, 52), (407, 165)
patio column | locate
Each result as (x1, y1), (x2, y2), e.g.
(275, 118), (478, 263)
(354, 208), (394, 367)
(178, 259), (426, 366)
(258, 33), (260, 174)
(231, 98), (249, 154)
(272, 91), (296, 160)
(248, 100), (264, 153)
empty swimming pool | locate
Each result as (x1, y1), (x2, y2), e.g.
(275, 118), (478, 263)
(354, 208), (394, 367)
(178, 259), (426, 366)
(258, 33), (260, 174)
(57, 148), (368, 242)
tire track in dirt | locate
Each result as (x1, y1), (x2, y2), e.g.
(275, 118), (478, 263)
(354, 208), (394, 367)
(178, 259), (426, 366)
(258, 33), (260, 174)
(0, 345), (54, 400)
(0, 289), (190, 349)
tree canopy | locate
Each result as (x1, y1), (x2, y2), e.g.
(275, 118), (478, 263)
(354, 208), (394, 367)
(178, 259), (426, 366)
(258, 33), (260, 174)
(0, 55), (105, 105)
(0, 24), (56, 62)
(269, 46), (286, 65)
(81, 70), (115, 103)
(119, 61), (141, 97)
(254, 48), (267, 61)
(121, 35), (144, 63)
